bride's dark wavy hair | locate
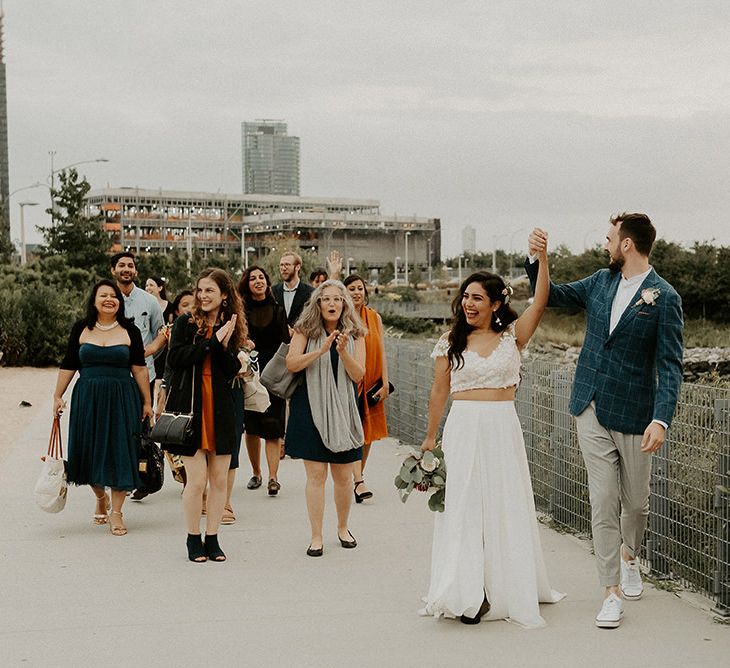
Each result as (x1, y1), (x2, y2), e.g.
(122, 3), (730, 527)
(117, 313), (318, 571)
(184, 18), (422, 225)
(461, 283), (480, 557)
(447, 271), (518, 370)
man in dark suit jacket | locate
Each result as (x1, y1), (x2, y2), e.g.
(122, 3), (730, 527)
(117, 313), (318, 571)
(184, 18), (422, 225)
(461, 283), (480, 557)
(526, 214), (683, 629)
(272, 250), (314, 327)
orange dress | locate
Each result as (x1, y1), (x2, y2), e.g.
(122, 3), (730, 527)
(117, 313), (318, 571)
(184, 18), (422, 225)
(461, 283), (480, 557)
(200, 326), (215, 452)
(358, 305), (388, 444)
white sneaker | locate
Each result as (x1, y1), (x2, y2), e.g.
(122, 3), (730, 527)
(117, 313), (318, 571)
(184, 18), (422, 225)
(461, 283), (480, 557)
(620, 552), (644, 600)
(595, 593), (623, 628)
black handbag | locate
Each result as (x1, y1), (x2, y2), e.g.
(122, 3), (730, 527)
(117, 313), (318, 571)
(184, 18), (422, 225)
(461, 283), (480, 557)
(137, 420), (165, 494)
(365, 378), (395, 407)
(150, 367), (195, 447)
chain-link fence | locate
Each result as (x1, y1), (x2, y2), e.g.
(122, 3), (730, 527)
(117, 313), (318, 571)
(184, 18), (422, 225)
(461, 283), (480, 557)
(384, 337), (730, 613)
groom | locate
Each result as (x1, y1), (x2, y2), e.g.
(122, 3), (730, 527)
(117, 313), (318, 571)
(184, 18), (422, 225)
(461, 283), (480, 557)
(525, 214), (683, 628)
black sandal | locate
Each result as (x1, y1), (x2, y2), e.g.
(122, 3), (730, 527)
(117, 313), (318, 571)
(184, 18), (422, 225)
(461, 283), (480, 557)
(460, 594), (491, 625)
(205, 534), (226, 562)
(186, 534), (207, 563)
(354, 480), (373, 504)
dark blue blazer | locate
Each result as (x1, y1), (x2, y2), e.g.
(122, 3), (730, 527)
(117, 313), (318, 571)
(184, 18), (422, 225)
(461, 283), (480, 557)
(525, 259), (684, 434)
(272, 281), (314, 327)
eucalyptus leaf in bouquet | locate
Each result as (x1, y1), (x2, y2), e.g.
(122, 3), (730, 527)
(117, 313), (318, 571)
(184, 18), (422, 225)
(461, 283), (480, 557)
(394, 445), (447, 512)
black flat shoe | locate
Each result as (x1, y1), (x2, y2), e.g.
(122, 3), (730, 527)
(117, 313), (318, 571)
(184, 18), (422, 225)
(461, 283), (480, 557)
(204, 534), (226, 562)
(267, 479), (281, 496)
(354, 480), (373, 504)
(460, 595), (491, 625)
(338, 530), (357, 549)
(306, 545), (323, 557)
(247, 476), (262, 490)
(186, 534), (207, 563)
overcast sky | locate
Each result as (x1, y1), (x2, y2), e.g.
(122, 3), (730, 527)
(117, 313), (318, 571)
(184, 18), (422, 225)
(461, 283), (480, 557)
(6, 0), (730, 258)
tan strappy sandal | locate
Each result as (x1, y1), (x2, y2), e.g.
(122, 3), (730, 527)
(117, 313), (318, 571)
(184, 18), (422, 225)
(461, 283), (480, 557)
(93, 491), (110, 525)
(109, 511), (127, 536)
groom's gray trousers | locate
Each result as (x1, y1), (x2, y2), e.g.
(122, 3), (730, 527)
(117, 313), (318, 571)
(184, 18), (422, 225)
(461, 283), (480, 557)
(575, 402), (653, 587)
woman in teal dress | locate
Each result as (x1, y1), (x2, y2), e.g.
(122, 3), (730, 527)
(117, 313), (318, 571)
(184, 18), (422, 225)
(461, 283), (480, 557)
(53, 280), (153, 536)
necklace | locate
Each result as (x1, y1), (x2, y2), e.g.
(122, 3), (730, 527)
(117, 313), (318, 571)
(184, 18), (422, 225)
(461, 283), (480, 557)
(95, 321), (119, 331)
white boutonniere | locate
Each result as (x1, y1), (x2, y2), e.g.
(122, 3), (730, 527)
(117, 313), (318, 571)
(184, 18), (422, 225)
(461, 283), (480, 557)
(634, 287), (660, 307)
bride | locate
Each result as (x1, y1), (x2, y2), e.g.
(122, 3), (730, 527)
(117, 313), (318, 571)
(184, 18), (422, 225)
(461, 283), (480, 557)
(420, 229), (563, 627)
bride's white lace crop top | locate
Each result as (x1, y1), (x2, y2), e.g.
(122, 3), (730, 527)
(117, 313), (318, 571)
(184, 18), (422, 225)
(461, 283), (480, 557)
(430, 323), (521, 392)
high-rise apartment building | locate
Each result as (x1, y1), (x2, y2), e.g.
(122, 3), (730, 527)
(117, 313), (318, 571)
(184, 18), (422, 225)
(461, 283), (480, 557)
(242, 120), (300, 196)
(0, 11), (10, 247)
(461, 225), (476, 254)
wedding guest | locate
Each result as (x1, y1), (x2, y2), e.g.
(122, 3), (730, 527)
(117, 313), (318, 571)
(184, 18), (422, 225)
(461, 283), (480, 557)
(285, 280), (367, 556)
(145, 276), (176, 411)
(526, 215), (683, 628)
(420, 249), (564, 627)
(310, 268), (328, 289)
(238, 266), (291, 497)
(165, 269), (247, 563)
(272, 250), (314, 327)
(343, 274), (390, 502)
(52, 280), (153, 536)
(156, 289), (195, 487)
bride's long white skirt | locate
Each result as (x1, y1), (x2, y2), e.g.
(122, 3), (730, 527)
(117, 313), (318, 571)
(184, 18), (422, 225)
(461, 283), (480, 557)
(421, 401), (564, 628)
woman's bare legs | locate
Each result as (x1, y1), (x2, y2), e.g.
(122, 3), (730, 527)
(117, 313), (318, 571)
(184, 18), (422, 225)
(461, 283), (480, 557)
(265, 438), (281, 482)
(353, 443), (373, 497)
(331, 462), (354, 540)
(182, 450), (207, 534)
(245, 432), (262, 481)
(109, 488), (128, 535)
(303, 460), (328, 549)
(205, 452), (231, 535)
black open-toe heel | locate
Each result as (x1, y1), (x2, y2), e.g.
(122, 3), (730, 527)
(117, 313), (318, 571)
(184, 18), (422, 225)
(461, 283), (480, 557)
(460, 594), (490, 625)
(186, 534), (207, 563)
(354, 480), (373, 504)
(205, 534), (226, 562)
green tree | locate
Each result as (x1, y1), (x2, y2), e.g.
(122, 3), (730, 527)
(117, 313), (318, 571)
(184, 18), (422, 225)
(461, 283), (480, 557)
(40, 169), (110, 273)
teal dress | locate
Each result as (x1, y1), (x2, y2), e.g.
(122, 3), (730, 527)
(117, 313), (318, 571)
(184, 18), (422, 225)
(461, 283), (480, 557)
(66, 344), (143, 491)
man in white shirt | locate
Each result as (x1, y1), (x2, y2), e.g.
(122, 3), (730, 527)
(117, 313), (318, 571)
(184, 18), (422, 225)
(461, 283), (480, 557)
(111, 252), (166, 500)
(272, 251), (314, 328)
(526, 214), (683, 629)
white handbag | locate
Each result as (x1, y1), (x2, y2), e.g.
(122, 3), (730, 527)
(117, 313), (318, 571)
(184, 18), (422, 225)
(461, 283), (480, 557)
(243, 371), (271, 413)
(34, 417), (68, 513)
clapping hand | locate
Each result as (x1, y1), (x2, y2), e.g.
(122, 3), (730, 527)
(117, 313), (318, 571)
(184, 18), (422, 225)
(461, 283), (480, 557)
(215, 314), (237, 347)
(528, 228), (549, 261)
(335, 330), (351, 354)
(320, 329), (339, 355)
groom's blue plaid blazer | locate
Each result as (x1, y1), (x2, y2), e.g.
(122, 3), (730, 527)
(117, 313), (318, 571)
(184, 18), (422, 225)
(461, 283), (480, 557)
(525, 260), (684, 434)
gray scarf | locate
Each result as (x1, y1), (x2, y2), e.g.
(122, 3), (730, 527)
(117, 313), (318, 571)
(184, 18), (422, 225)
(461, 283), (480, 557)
(305, 334), (364, 452)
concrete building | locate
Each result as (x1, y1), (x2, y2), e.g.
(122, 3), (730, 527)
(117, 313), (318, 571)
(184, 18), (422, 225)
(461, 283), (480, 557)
(461, 224), (476, 254)
(242, 120), (300, 196)
(84, 187), (440, 273)
(0, 11), (10, 246)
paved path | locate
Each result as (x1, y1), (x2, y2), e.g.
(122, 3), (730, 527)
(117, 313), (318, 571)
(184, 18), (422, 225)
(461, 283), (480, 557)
(1, 394), (729, 668)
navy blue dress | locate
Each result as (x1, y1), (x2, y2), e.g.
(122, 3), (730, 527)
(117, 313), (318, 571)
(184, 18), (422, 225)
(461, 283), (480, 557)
(285, 347), (363, 464)
(66, 344), (142, 491)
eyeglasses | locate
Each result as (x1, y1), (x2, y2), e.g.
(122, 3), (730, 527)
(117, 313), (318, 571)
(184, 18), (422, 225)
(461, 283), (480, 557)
(319, 296), (343, 304)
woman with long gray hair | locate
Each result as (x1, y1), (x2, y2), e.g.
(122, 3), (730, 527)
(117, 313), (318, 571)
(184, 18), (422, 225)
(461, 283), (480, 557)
(285, 280), (367, 557)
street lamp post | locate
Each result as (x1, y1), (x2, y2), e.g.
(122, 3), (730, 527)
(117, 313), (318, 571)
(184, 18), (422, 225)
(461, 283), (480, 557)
(19, 201), (39, 264)
(404, 231), (411, 286)
(48, 156), (109, 219)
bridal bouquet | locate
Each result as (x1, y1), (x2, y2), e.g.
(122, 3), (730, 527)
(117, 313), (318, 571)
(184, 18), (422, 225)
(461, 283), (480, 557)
(394, 446), (446, 512)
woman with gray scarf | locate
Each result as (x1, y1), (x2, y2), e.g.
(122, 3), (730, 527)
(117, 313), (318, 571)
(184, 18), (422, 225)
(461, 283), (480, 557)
(285, 280), (367, 557)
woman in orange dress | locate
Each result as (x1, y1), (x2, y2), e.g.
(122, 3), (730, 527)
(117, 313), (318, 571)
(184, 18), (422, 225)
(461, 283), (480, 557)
(343, 274), (390, 502)
(165, 269), (247, 563)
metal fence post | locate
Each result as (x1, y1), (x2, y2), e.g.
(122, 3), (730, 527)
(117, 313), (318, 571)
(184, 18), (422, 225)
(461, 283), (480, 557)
(549, 368), (571, 526)
(713, 399), (730, 615)
(647, 434), (671, 578)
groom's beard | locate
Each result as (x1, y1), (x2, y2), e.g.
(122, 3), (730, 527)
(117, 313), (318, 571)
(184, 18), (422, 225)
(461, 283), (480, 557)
(607, 251), (625, 274)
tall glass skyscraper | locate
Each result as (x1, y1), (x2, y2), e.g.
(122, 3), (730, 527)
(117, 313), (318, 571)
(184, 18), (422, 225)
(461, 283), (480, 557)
(242, 120), (300, 196)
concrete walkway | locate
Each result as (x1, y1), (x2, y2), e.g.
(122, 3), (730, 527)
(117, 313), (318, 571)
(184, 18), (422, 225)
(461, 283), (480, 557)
(1, 395), (729, 668)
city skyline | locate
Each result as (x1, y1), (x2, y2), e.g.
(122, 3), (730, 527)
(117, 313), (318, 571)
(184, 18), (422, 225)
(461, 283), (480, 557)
(5, 1), (730, 259)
